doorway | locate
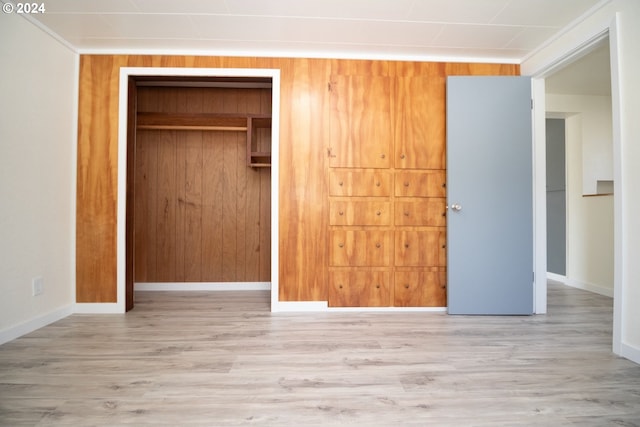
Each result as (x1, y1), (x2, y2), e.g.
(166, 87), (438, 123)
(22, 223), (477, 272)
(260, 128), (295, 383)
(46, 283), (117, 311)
(544, 38), (614, 297)
(117, 68), (281, 312)
(546, 118), (566, 277)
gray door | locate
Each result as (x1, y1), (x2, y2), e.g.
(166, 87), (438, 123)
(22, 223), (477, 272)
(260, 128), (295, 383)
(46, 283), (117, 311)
(446, 76), (533, 315)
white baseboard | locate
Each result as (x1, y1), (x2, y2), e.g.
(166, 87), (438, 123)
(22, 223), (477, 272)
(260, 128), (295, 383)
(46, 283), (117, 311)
(271, 301), (446, 313)
(620, 342), (640, 365)
(0, 305), (74, 345)
(329, 307), (447, 313)
(271, 301), (329, 312)
(546, 273), (614, 298)
(135, 282), (271, 291)
(74, 303), (124, 314)
(547, 272), (566, 283)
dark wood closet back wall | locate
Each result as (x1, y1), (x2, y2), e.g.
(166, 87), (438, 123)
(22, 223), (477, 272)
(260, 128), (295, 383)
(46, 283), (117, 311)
(76, 55), (518, 303)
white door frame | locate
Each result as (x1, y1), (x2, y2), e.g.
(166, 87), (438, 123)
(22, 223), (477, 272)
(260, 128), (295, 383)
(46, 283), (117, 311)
(116, 67), (281, 313)
(528, 16), (623, 353)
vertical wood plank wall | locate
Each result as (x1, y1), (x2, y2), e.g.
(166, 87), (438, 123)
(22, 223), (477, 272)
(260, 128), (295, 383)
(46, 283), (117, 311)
(76, 55), (518, 303)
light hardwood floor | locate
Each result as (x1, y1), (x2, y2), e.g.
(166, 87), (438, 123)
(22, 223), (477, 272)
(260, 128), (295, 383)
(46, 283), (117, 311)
(1, 282), (639, 426)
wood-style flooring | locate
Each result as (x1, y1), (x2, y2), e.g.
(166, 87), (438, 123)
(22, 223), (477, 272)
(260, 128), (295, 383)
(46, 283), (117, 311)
(1, 282), (639, 426)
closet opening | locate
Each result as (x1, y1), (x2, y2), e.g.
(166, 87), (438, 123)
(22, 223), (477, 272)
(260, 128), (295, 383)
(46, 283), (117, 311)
(120, 70), (280, 312)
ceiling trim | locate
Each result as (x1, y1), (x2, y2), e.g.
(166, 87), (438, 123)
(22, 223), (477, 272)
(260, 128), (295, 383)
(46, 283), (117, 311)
(534, 30), (609, 79)
(12, 8), (78, 54)
(522, 0), (611, 64)
(74, 47), (521, 64)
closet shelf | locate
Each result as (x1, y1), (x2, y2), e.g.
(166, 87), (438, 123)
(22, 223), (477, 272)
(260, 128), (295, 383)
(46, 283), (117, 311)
(137, 112), (273, 168)
(249, 152), (272, 168)
(136, 112), (269, 132)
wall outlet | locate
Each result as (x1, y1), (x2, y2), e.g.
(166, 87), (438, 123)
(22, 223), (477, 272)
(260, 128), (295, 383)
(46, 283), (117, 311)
(32, 276), (43, 296)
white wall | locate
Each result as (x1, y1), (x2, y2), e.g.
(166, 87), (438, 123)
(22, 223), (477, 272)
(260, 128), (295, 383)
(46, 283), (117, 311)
(578, 96), (614, 196)
(0, 13), (77, 343)
(547, 94), (614, 296)
(523, 0), (640, 364)
(616, 0), (640, 363)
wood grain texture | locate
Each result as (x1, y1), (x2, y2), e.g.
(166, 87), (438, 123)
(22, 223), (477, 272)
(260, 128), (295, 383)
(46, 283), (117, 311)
(76, 56), (518, 303)
(394, 199), (447, 227)
(277, 58), (330, 302)
(395, 229), (447, 267)
(329, 75), (393, 168)
(2, 284), (639, 426)
(329, 169), (392, 197)
(329, 270), (391, 307)
(329, 230), (392, 267)
(394, 170), (447, 197)
(394, 269), (447, 306)
(76, 55), (127, 302)
(329, 200), (391, 226)
(394, 75), (446, 169)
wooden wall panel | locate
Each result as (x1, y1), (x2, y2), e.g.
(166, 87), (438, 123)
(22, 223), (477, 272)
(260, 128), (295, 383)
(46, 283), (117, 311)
(201, 132), (224, 279)
(76, 55), (128, 302)
(277, 58), (331, 301)
(77, 55), (518, 303)
(179, 133), (204, 281)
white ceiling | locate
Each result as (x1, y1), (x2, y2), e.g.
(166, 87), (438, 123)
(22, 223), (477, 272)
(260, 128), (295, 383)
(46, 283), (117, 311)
(13, 0), (606, 62)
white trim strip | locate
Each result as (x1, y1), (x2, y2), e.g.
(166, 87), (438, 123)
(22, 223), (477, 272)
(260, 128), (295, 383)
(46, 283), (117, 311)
(565, 279), (614, 298)
(271, 301), (329, 312)
(547, 272), (566, 283)
(135, 282), (271, 291)
(19, 13), (78, 54)
(74, 303), (123, 314)
(620, 343), (640, 365)
(521, 0), (611, 65)
(76, 48), (520, 65)
(271, 301), (446, 313)
(328, 307), (447, 313)
(0, 305), (74, 345)
(547, 273), (614, 298)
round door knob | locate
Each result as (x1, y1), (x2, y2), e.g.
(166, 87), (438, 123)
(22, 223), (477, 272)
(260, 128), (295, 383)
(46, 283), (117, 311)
(403, 182), (409, 187)
(451, 203), (463, 212)
(375, 181), (381, 187)
(338, 243), (344, 248)
(339, 211), (344, 215)
(375, 243), (381, 248)
(400, 154), (406, 159)
(338, 181), (343, 186)
(376, 211), (381, 216)
(380, 154), (386, 159)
